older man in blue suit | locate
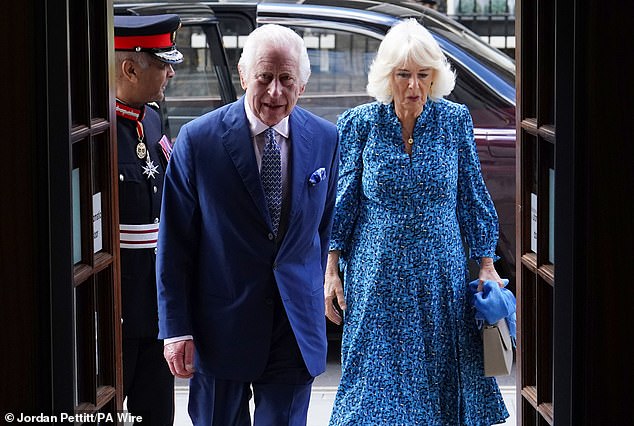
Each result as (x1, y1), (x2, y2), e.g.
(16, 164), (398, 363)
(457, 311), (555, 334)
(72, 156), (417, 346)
(156, 24), (339, 425)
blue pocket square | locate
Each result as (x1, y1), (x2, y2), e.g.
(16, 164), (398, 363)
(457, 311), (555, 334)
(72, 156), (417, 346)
(308, 168), (326, 186)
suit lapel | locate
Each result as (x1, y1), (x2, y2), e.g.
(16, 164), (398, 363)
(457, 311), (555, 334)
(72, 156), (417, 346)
(221, 98), (271, 228)
(287, 109), (314, 228)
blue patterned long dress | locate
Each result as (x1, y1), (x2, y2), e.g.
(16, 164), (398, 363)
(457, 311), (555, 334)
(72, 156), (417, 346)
(328, 100), (509, 426)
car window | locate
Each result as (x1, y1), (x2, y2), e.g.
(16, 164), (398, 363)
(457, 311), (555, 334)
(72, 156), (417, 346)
(289, 25), (380, 124)
(168, 25), (222, 98)
(447, 61), (515, 128)
(216, 19), (380, 124)
(421, 14), (515, 88)
(164, 24), (228, 138)
(217, 14), (256, 94)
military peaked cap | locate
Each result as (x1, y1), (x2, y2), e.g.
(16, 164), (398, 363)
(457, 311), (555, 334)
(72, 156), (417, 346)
(114, 14), (184, 64)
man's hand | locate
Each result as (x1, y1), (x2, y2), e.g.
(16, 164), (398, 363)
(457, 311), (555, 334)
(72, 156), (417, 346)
(164, 340), (196, 379)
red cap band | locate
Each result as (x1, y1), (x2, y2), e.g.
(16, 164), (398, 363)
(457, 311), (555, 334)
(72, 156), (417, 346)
(115, 33), (173, 50)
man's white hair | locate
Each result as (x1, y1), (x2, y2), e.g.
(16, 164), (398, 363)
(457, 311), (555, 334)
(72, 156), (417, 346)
(238, 24), (311, 85)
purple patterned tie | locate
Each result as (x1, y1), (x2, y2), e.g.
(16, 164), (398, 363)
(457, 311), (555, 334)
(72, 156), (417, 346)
(261, 128), (282, 235)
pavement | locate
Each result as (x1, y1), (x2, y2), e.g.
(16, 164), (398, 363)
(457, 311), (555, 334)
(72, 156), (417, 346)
(169, 342), (517, 426)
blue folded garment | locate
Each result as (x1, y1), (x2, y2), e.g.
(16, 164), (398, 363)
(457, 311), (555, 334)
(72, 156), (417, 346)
(468, 279), (517, 344)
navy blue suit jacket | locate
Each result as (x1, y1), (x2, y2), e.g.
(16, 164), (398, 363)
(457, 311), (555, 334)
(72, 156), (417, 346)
(156, 97), (339, 381)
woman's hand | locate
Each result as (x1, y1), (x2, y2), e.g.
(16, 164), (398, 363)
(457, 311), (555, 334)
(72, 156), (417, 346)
(324, 251), (347, 325)
(477, 257), (504, 292)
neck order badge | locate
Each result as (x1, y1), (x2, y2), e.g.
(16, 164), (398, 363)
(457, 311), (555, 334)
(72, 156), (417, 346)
(115, 100), (160, 180)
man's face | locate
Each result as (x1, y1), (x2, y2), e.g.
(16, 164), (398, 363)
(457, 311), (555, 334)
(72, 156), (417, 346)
(240, 45), (305, 127)
(137, 55), (175, 103)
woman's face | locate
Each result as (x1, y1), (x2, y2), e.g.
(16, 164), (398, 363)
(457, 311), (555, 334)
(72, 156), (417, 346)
(390, 58), (434, 118)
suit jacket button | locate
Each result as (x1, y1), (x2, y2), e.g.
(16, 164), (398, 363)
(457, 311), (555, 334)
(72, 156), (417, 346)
(265, 298), (273, 305)
(272, 263), (278, 270)
(268, 233), (274, 240)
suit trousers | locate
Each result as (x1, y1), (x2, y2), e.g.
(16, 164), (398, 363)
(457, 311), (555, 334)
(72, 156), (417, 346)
(123, 337), (175, 425)
(188, 294), (314, 426)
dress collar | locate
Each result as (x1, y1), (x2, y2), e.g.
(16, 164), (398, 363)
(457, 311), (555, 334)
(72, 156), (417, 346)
(387, 98), (433, 125)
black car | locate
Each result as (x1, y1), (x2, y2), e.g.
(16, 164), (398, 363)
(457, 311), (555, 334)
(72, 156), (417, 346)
(114, 0), (517, 306)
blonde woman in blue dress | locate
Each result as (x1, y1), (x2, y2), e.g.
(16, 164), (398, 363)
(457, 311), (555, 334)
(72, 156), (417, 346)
(324, 19), (510, 425)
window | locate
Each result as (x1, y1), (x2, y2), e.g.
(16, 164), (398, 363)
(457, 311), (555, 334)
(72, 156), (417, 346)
(217, 18), (381, 125)
(162, 21), (236, 140)
(291, 26), (380, 124)
(218, 14), (255, 93)
(68, 0), (121, 415)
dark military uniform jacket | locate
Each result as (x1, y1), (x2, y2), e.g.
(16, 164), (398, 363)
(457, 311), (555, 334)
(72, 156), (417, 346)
(116, 100), (170, 339)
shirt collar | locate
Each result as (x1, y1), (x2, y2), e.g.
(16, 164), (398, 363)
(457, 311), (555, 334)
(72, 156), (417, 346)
(244, 98), (290, 139)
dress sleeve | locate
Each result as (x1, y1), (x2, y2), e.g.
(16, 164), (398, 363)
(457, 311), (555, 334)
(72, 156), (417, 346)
(455, 104), (500, 261)
(328, 107), (367, 259)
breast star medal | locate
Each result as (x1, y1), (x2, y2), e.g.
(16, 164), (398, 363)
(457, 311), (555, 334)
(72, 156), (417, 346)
(142, 156), (159, 179)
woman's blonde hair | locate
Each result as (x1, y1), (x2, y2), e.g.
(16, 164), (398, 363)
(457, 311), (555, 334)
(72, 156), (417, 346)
(367, 18), (456, 103)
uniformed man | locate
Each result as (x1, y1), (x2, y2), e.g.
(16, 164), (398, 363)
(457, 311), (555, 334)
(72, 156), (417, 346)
(114, 14), (183, 425)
